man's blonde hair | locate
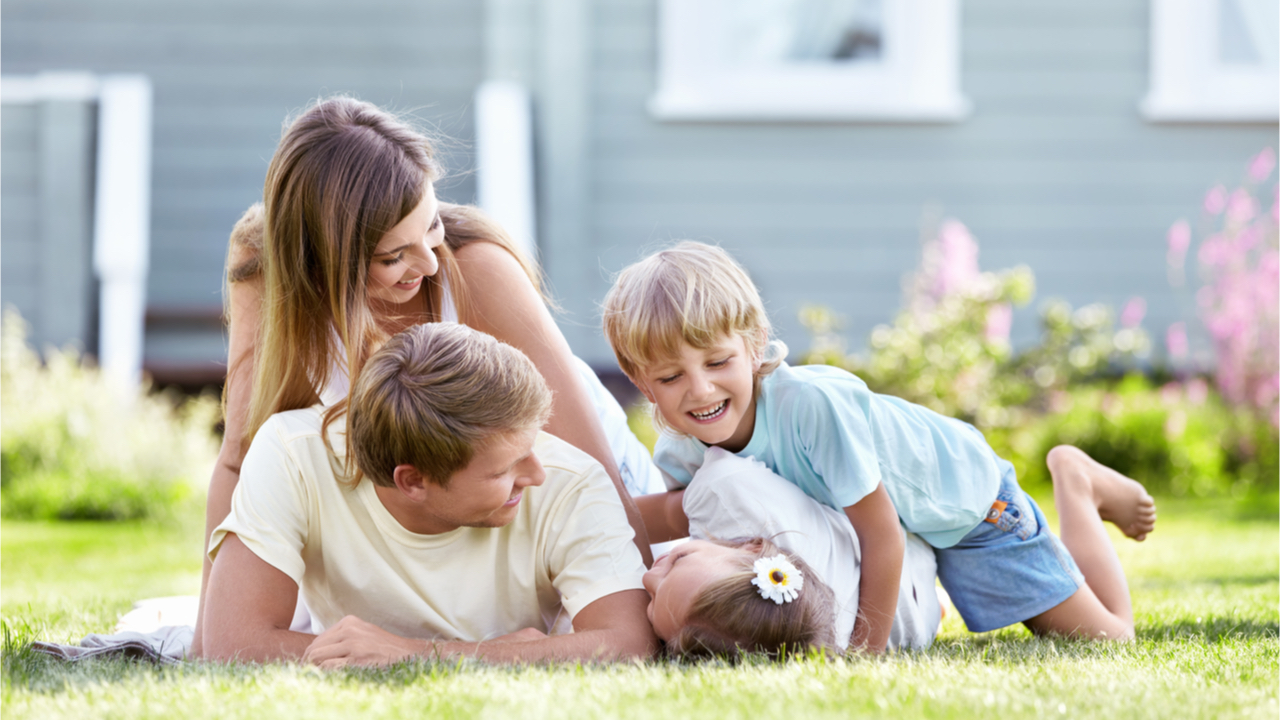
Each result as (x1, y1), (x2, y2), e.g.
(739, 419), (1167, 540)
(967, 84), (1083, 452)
(347, 323), (552, 487)
(602, 241), (781, 382)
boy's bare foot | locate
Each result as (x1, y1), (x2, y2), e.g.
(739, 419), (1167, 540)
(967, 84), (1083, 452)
(1046, 446), (1157, 541)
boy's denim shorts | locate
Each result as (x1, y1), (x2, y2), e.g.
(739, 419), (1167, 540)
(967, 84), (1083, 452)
(934, 460), (1085, 633)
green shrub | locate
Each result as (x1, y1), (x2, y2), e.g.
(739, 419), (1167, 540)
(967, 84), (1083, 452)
(0, 310), (219, 521)
(799, 219), (1276, 497)
(997, 375), (1275, 497)
(799, 221), (1148, 434)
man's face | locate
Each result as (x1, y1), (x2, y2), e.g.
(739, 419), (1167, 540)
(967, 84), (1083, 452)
(411, 428), (546, 534)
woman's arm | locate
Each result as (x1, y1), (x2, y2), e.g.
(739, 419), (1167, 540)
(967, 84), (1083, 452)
(452, 241), (653, 566)
(190, 259), (263, 657)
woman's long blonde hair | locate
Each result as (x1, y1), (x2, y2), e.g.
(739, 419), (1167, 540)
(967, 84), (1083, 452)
(230, 96), (541, 451)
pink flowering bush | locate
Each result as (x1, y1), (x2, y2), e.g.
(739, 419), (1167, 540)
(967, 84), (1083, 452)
(1166, 147), (1279, 428)
(800, 220), (1148, 432)
(798, 210), (1280, 496)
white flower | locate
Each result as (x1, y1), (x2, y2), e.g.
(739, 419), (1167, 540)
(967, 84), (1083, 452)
(750, 555), (804, 604)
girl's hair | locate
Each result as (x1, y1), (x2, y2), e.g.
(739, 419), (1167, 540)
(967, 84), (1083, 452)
(668, 537), (837, 659)
(230, 96), (543, 452)
(601, 241), (784, 433)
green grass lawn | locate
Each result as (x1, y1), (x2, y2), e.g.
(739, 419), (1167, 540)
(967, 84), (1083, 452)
(3, 496), (1277, 720)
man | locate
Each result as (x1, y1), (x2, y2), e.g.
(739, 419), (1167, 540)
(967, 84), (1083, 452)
(201, 323), (657, 666)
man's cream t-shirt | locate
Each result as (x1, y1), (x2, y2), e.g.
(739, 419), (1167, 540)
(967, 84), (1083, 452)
(210, 408), (647, 642)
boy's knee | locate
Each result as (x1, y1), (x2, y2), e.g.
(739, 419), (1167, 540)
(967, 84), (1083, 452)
(1045, 445), (1083, 473)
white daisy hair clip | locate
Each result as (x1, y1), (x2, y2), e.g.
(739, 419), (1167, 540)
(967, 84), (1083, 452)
(751, 555), (804, 604)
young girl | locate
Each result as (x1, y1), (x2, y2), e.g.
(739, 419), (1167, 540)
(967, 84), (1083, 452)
(193, 97), (660, 655)
(647, 447), (944, 657)
(604, 242), (1157, 653)
(644, 443), (1153, 657)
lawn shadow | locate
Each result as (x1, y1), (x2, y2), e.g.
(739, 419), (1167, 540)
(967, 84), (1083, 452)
(1139, 617), (1279, 643)
(1136, 574), (1280, 589)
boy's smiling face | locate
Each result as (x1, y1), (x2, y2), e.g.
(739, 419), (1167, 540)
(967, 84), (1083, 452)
(633, 334), (758, 452)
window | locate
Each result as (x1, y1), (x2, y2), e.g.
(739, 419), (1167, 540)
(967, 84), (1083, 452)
(1142, 0), (1279, 122)
(649, 0), (969, 121)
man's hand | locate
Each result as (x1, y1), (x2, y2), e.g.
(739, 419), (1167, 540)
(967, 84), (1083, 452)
(491, 627), (549, 643)
(303, 616), (430, 669)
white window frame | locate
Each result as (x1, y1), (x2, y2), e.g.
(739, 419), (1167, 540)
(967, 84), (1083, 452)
(1141, 0), (1279, 122)
(648, 0), (970, 122)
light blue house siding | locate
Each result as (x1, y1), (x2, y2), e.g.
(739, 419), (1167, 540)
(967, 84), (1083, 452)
(2, 0), (483, 378)
(2, 0), (1275, 380)
(548, 0), (1278, 366)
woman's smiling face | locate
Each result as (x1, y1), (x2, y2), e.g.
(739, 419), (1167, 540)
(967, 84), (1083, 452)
(641, 540), (746, 641)
(367, 183), (445, 306)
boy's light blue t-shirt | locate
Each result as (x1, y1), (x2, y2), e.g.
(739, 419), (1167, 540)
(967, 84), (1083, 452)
(653, 362), (1003, 548)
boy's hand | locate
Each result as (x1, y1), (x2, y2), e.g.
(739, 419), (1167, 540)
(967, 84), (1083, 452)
(844, 482), (904, 654)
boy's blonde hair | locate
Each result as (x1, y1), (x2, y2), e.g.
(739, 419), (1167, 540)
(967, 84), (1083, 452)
(347, 323), (552, 487)
(602, 241), (782, 382)
(668, 537), (837, 659)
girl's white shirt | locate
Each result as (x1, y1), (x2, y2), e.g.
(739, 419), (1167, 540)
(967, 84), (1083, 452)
(684, 447), (942, 651)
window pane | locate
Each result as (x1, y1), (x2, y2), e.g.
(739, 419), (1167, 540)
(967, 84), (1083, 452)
(1219, 0), (1280, 68)
(729, 0), (883, 65)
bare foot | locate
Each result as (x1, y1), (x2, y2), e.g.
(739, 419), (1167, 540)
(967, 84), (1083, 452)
(1046, 446), (1157, 541)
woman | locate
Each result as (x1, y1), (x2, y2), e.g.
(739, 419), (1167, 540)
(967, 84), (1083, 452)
(192, 97), (659, 654)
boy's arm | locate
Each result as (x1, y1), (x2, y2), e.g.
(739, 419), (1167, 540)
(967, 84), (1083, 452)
(635, 490), (689, 543)
(201, 533), (315, 661)
(303, 589), (658, 667)
(844, 482), (904, 654)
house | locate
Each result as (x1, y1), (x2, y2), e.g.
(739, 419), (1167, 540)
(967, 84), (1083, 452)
(3, 0), (1276, 389)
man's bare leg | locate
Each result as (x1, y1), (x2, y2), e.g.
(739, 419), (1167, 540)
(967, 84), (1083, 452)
(1022, 445), (1156, 640)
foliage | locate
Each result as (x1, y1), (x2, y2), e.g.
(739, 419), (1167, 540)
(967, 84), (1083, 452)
(1003, 375), (1278, 497)
(1165, 147), (1279, 427)
(799, 220), (1149, 432)
(798, 197), (1280, 497)
(0, 310), (220, 521)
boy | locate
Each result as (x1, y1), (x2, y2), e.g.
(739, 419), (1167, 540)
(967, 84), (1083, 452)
(202, 323), (657, 665)
(604, 242), (1156, 652)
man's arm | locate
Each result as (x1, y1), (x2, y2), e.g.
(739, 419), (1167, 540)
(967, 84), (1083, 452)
(635, 490), (688, 543)
(201, 533), (315, 662)
(302, 589), (658, 668)
(844, 482), (904, 654)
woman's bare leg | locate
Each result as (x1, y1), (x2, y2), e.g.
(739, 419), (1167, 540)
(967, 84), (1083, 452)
(1022, 445), (1157, 641)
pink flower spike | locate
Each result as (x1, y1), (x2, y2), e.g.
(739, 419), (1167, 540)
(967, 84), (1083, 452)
(1227, 189), (1257, 224)
(1159, 382), (1182, 405)
(1167, 220), (1191, 266)
(985, 303), (1013, 344)
(1120, 297), (1147, 328)
(935, 220), (980, 298)
(1185, 378), (1209, 405)
(1249, 147), (1276, 182)
(1166, 322), (1189, 359)
(1204, 185), (1228, 215)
